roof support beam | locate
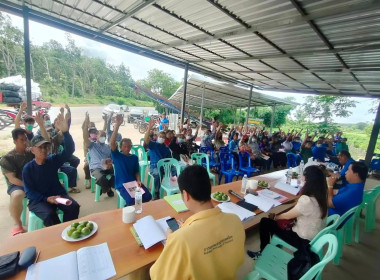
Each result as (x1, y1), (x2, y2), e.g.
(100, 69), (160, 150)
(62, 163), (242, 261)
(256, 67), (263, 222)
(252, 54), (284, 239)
(245, 86), (253, 126)
(22, 6), (32, 116)
(181, 64), (189, 124)
(151, 1), (380, 51)
(365, 101), (380, 166)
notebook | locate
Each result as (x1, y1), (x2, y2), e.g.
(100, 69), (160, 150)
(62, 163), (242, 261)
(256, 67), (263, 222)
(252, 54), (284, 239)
(217, 202), (255, 222)
(26, 243), (116, 280)
(275, 182), (302, 195)
(133, 216), (172, 249)
(164, 193), (189, 213)
(244, 193), (280, 212)
(257, 189), (288, 203)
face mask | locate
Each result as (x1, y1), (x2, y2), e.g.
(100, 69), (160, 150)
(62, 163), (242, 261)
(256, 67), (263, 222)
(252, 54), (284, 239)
(45, 120), (51, 126)
(186, 136), (191, 140)
(178, 138), (185, 143)
(99, 137), (106, 144)
(26, 124), (33, 131)
(157, 137), (165, 144)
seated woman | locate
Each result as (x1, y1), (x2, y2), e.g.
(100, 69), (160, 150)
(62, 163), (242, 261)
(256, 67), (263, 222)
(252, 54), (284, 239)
(247, 165), (328, 259)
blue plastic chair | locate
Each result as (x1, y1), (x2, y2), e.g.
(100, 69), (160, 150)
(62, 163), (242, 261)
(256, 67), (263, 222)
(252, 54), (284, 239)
(245, 234), (338, 280)
(200, 147), (220, 172)
(238, 151), (260, 177)
(218, 152), (243, 184)
(157, 158), (182, 198)
(286, 152), (301, 168)
(219, 146), (229, 153)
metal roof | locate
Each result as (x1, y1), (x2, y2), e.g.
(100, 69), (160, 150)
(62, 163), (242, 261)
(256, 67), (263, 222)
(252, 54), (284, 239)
(169, 74), (298, 109)
(1, 0), (380, 97)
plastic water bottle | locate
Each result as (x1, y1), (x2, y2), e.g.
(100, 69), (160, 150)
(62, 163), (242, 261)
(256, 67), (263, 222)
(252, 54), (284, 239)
(286, 169), (292, 184)
(241, 174), (248, 194)
(135, 188), (142, 214)
(299, 160), (304, 175)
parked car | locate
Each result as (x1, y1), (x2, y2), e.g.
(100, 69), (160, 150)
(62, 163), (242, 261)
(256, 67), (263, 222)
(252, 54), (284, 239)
(121, 105), (129, 112)
(127, 108), (144, 123)
(102, 104), (123, 116)
(148, 110), (159, 119)
(31, 100), (52, 110)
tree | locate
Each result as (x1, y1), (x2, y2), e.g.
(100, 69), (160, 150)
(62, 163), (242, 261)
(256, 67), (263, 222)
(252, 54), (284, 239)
(138, 69), (181, 98)
(302, 95), (356, 123)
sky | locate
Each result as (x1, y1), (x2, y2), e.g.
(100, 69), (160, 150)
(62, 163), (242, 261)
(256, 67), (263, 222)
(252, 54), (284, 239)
(5, 13), (377, 124)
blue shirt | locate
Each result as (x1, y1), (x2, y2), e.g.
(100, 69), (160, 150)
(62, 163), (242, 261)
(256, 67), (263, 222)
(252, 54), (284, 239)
(328, 182), (364, 216)
(159, 118), (169, 131)
(148, 141), (171, 169)
(22, 132), (74, 202)
(340, 158), (355, 187)
(111, 150), (139, 190)
(228, 140), (239, 153)
(88, 142), (111, 170)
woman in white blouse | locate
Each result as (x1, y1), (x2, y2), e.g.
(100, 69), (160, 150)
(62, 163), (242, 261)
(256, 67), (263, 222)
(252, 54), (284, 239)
(248, 165), (328, 259)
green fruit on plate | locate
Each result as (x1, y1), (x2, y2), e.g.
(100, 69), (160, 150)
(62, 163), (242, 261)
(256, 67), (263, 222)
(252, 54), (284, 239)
(81, 221), (88, 226)
(71, 230), (81, 239)
(67, 228), (75, 237)
(81, 227), (91, 236)
(76, 225), (85, 232)
(71, 222), (79, 228)
(86, 223), (94, 231)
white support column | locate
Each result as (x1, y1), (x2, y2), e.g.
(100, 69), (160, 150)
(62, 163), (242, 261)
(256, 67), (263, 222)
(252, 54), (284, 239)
(199, 83), (205, 127)
(270, 105), (276, 134)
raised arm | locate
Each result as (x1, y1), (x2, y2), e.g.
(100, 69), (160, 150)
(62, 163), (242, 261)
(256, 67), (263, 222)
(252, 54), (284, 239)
(15, 102), (27, 128)
(110, 114), (123, 151)
(54, 112), (75, 164)
(144, 118), (155, 146)
(35, 111), (49, 141)
(82, 112), (91, 148)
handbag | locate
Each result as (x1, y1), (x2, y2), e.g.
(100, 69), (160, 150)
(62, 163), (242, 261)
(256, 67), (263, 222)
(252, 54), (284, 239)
(287, 245), (319, 280)
(276, 218), (296, 230)
(0, 251), (19, 279)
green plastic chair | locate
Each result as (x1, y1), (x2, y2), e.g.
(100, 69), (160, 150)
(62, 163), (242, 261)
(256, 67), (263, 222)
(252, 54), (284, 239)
(140, 138), (145, 146)
(28, 172), (68, 232)
(245, 233), (338, 280)
(329, 205), (359, 265)
(354, 186), (380, 243)
(191, 153), (216, 186)
(146, 172), (156, 195)
(157, 158), (181, 198)
(116, 189), (126, 209)
(86, 153), (102, 202)
(2, 172), (28, 227)
(131, 145), (149, 184)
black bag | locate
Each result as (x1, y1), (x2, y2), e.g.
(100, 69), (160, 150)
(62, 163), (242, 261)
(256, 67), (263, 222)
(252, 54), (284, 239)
(0, 251), (20, 279)
(287, 245), (319, 280)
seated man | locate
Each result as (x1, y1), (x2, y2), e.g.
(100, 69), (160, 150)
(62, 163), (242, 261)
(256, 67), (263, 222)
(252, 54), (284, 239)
(110, 115), (152, 206)
(200, 129), (214, 149)
(22, 112), (80, 227)
(150, 165), (245, 279)
(144, 118), (171, 200)
(0, 128), (34, 235)
(328, 161), (368, 217)
(336, 150), (355, 188)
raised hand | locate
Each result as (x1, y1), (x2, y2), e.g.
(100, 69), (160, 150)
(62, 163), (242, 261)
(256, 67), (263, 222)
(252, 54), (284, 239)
(60, 107), (64, 115)
(55, 112), (69, 133)
(148, 118), (155, 129)
(20, 102), (27, 112)
(115, 114), (123, 126)
(34, 111), (44, 126)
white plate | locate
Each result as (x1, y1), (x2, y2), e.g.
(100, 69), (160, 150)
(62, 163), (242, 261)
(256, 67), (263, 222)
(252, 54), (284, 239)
(211, 192), (230, 203)
(61, 221), (98, 242)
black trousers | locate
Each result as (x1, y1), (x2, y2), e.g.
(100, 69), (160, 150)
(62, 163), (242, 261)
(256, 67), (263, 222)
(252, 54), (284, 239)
(29, 195), (80, 227)
(91, 168), (115, 193)
(272, 152), (287, 168)
(259, 217), (309, 251)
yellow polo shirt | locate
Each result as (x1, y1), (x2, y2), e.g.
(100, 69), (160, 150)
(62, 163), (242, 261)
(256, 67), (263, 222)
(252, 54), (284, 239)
(150, 207), (245, 280)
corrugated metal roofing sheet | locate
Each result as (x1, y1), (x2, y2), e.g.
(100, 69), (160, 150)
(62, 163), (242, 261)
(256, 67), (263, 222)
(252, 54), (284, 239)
(2, 0), (379, 98)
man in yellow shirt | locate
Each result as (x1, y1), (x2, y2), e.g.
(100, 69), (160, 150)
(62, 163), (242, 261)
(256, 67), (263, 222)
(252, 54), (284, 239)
(150, 165), (245, 280)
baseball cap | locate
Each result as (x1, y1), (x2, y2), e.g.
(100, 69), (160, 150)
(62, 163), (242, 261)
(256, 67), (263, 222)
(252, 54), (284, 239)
(88, 127), (98, 133)
(30, 135), (50, 147)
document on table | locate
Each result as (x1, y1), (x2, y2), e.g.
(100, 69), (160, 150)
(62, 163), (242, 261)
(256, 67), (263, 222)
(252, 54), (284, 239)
(133, 215), (171, 249)
(257, 189), (288, 203)
(26, 243), (116, 280)
(275, 182), (302, 195)
(244, 193), (278, 212)
(217, 202), (255, 222)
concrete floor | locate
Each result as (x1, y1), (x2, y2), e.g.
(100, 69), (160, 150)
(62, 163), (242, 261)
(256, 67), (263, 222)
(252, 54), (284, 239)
(0, 106), (379, 279)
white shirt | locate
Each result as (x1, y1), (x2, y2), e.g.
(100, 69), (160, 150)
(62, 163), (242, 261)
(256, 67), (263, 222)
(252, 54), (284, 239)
(292, 195), (326, 240)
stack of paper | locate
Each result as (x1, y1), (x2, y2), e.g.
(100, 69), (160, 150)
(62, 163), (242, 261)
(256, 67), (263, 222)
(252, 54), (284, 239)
(217, 202), (256, 222)
(258, 189), (288, 203)
(164, 193), (189, 213)
(244, 193), (279, 212)
(275, 182), (302, 195)
(133, 216), (171, 249)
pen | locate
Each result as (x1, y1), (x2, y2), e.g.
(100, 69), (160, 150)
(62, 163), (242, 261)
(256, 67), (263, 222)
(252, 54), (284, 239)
(34, 250), (41, 264)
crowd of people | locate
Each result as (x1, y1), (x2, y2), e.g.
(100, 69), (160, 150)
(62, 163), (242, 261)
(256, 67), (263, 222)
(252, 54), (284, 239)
(0, 105), (370, 279)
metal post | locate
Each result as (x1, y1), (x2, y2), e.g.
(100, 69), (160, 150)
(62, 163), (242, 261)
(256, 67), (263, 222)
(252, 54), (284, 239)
(23, 7), (32, 115)
(245, 86), (253, 126)
(239, 107), (242, 124)
(200, 83), (205, 127)
(180, 63), (189, 124)
(270, 105), (276, 134)
(365, 101), (380, 166)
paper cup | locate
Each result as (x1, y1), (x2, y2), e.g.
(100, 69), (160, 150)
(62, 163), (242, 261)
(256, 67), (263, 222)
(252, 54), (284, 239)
(122, 206), (136, 223)
(248, 180), (258, 190)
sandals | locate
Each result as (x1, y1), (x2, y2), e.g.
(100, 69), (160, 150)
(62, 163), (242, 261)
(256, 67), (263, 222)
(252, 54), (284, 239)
(69, 188), (81, 193)
(11, 226), (25, 236)
(247, 250), (262, 260)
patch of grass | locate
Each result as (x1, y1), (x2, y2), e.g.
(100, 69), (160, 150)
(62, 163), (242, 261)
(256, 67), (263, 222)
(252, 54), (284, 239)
(46, 95), (154, 107)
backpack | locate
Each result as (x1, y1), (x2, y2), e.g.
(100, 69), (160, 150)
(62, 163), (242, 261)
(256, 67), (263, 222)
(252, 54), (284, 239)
(287, 245), (320, 280)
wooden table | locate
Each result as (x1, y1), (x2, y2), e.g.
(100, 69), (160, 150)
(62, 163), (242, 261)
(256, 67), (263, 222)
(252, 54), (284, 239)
(0, 169), (297, 279)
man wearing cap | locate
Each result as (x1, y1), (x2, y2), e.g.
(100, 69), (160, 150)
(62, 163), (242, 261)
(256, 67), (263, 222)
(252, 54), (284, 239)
(22, 112), (80, 227)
